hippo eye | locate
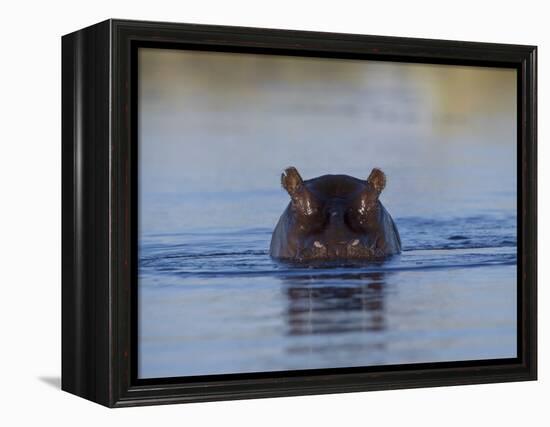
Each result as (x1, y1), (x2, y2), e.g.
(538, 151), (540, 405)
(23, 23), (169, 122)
(345, 208), (364, 231)
(346, 200), (377, 231)
(296, 196), (320, 217)
(356, 198), (374, 217)
(346, 174), (383, 230)
(294, 203), (328, 234)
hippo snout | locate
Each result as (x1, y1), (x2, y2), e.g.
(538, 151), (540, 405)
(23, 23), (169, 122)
(305, 239), (379, 260)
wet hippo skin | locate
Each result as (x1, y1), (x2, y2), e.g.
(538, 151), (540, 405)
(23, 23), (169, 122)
(270, 167), (401, 261)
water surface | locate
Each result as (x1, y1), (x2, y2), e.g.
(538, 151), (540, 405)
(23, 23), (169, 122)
(139, 213), (516, 378)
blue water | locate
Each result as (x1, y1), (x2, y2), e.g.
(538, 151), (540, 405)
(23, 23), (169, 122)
(137, 49), (517, 378)
(138, 213), (517, 378)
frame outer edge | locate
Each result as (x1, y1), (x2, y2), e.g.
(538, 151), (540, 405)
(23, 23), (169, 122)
(61, 19), (113, 407)
(63, 19), (538, 408)
(61, 29), (79, 397)
(519, 45), (537, 381)
(527, 46), (537, 380)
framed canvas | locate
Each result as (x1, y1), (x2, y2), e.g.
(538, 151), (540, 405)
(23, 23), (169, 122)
(61, 19), (537, 407)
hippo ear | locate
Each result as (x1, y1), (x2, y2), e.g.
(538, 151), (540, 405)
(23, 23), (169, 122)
(281, 167), (304, 196)
(281, 167), (321, 217)
(354, 168), (385, 217)
(367, 168), (386, 195)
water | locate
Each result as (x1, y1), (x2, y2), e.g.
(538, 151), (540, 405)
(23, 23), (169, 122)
(137, 49), (517, 379)
(138, 212), (517, 378)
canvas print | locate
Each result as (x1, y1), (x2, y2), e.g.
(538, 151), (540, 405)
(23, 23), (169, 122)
(137, 48), (517, 379)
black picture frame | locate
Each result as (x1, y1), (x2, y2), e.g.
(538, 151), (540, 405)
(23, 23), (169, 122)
(61, 19), (537, 407)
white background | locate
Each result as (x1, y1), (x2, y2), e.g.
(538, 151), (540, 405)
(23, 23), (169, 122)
(0, 0), (545, 424)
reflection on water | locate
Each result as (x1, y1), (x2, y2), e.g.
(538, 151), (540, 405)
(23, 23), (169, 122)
(284, 271), (387, 338)
(138, 221), (517, 378)
(137, 48), (517, 378)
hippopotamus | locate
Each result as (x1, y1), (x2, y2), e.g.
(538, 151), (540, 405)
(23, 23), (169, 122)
(270, 167), (401, 262)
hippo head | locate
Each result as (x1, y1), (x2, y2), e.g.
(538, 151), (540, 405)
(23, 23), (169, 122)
(270, 167), (401, 262)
